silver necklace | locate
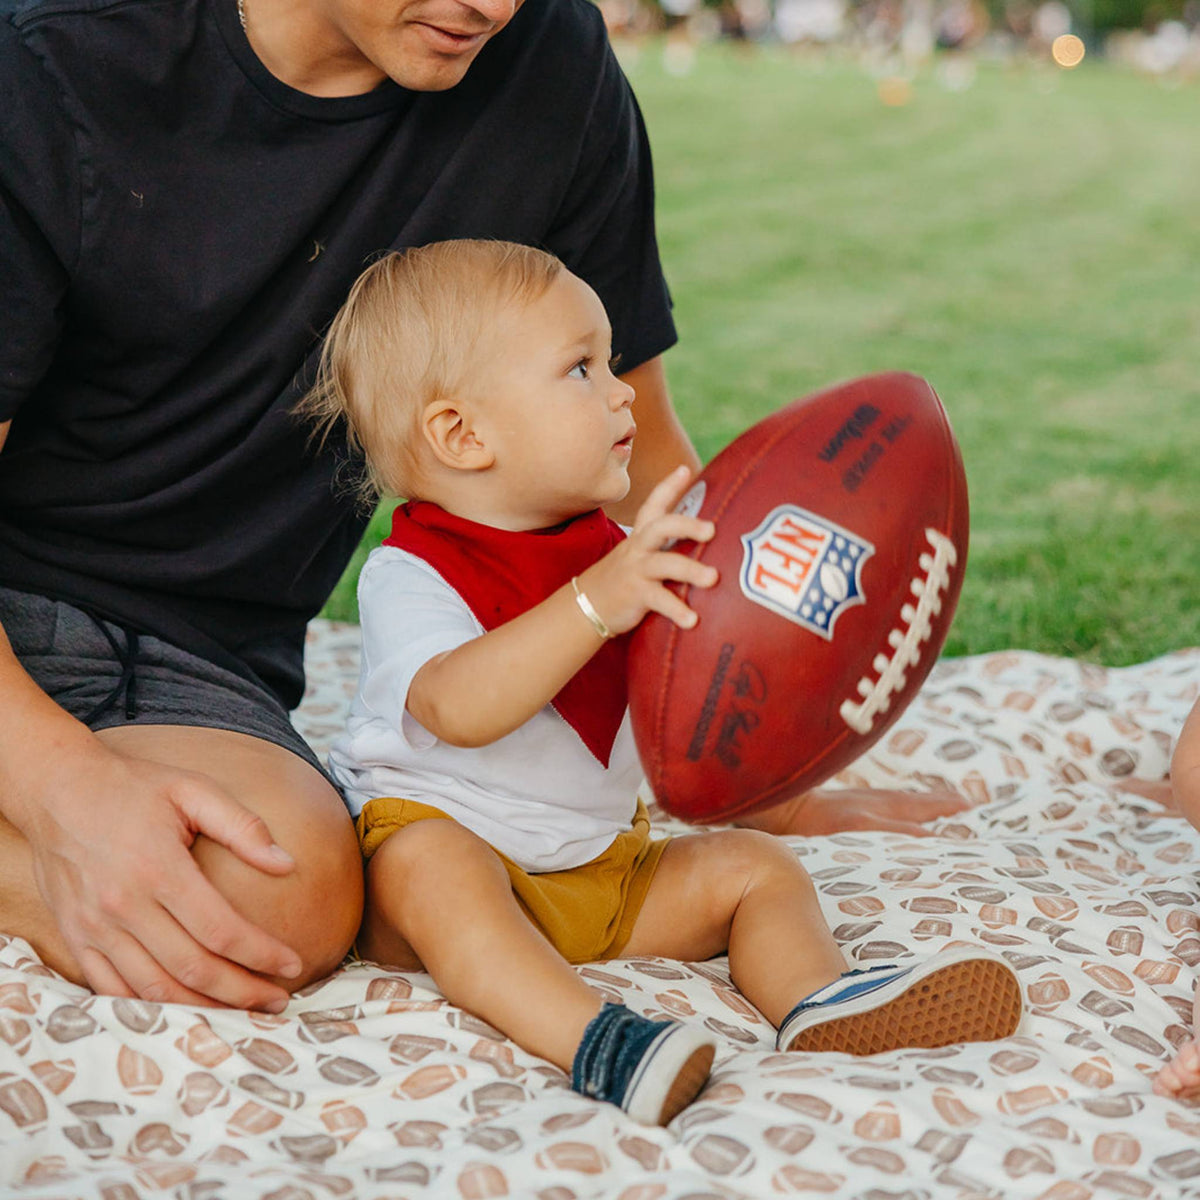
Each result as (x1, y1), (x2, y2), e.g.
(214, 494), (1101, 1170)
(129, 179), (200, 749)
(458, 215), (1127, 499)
(237, 0), (246, 30)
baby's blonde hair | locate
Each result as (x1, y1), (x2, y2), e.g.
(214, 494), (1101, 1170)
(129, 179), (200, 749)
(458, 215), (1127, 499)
(299, 239), (564, 503)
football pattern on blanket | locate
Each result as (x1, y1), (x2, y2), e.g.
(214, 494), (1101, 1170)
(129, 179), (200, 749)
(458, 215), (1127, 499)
(629, 372), (969, 823)
(0, 633), (1197, 1199)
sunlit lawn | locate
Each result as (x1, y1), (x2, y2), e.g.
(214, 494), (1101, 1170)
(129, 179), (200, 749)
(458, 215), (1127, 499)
(325, 45), (1199, 665)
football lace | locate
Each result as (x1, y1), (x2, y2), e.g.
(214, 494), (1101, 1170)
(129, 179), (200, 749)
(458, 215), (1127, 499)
(839, 528), (958, 736)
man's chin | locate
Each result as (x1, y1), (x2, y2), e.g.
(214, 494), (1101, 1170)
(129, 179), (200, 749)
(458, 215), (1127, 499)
(384, 59), (477, 90)
(383, 30), (492, 90)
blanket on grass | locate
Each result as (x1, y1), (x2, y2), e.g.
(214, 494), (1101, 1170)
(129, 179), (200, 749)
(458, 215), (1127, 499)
(1, 623), (1197, 1199)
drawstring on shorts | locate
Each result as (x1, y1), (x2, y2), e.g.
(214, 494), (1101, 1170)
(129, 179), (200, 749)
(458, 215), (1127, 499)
(81, 616), (141, 724)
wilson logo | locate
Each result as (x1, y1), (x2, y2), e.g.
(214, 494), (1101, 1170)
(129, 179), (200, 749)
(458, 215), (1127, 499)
(739, 505), (873, 639)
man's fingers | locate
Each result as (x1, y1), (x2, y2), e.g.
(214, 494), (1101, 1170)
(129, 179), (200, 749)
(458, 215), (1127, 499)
(157, 863), (303, 984)
(82, 922), (289, 1010)
(68, 852), (299, 1007)
(79, 935), (241, 1009)
(107, 904), (291, 1011)
(176, 780), (295, 876)
(76, 945), (137, 1000)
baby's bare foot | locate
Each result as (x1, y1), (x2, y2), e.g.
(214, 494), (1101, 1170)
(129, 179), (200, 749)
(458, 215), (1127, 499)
(1154, 1039), (1200, 1099)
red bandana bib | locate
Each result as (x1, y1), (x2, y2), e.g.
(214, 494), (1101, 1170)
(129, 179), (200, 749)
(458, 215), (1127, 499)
(384, 502), (630, 766)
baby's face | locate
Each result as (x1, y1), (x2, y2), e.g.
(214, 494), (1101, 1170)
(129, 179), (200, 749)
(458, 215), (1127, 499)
(474, 271), (637, 529)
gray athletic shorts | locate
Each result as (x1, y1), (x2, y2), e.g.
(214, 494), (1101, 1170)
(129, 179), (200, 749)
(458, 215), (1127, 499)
(0, 586), (326, 776)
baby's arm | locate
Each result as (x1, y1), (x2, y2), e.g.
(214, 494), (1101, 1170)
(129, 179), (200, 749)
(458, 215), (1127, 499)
(408, 467), (717, 748)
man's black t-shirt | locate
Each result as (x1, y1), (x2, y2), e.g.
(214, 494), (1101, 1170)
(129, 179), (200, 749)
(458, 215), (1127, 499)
(0, 0), (676, 708)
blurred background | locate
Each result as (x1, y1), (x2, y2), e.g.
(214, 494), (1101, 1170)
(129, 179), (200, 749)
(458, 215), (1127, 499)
(327, 1), (1199, 666)
(601, 0), (1200, 76)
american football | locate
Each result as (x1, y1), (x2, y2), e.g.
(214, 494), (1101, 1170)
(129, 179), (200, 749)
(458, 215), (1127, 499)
(628, 371), (969, 824)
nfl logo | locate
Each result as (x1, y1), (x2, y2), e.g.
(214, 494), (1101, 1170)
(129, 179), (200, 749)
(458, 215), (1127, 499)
(739, 505), (874, 639)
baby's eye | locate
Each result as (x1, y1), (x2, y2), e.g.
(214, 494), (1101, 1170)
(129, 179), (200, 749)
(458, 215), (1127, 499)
(608, 353), (623, 374)
(568, 359), (590, 381)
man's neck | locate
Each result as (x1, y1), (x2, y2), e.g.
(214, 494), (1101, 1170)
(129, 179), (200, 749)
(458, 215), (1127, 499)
(241, 0), (388, 97)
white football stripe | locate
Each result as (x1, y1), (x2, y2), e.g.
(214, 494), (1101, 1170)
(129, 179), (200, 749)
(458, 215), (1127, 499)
(839, 528), (958, 735)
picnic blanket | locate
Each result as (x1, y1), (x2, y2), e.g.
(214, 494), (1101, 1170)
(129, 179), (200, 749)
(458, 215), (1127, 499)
(1, 622), (1198, 1199)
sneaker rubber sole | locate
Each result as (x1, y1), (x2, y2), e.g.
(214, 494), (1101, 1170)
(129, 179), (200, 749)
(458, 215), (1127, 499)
(622, 1024), (717, 1125)
(783, 948), (1022, 1056)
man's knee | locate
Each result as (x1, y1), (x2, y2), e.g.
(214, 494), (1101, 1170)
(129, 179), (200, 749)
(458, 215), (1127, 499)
(279, 810), (364, 988)
(188, 762), (365, 990)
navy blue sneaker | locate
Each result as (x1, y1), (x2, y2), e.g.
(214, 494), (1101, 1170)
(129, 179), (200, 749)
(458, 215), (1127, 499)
(572, 1003), (716, 1125)
(778, 946), (1022, 1055)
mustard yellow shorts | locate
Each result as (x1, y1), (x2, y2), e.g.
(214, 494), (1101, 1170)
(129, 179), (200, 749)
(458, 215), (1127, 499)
(356, 797), (670, 964)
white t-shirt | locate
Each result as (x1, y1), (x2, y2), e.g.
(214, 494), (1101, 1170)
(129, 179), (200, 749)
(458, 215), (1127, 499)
(328, 546), (643, 873)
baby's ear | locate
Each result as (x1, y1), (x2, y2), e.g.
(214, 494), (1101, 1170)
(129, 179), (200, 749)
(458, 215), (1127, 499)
(421, 399), (494, 472)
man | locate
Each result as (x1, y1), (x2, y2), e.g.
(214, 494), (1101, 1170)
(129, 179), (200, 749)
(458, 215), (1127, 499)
(0, 0), (960, 1012)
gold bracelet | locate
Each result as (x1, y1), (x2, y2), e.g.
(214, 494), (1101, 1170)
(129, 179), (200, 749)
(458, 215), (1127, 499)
(571, 576), (612, 640)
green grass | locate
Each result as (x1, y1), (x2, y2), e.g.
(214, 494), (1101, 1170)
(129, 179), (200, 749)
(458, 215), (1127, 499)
(324, 47), (1199, 665)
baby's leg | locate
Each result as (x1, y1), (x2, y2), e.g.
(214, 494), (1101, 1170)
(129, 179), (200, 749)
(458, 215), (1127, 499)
(622, 829), (847, 1023)
(360, 819), (600, 1070)
(623, 830), (1021, 1053)
(1154, 983), (1200, 1099)
(361, 818), (715, 1123)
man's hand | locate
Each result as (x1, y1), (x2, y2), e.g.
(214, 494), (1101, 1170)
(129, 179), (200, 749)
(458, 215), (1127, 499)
(736, 787), (971, 837)
(21, 741), (303, 1010)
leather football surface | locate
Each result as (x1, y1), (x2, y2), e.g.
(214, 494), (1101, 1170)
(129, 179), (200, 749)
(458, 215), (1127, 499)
(629, 371), (969, 823)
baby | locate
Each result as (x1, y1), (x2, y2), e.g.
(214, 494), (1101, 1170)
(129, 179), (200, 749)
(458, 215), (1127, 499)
(301, 239), (1022, 1125)
(1154, 695), (1200, 1099)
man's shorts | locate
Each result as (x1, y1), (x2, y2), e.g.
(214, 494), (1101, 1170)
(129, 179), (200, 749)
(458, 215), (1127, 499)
(356, 797), (671, 965)
(1, 586), (325, 775)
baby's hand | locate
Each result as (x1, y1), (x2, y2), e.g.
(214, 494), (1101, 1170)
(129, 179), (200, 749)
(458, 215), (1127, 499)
(575, 466), (718, 636)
